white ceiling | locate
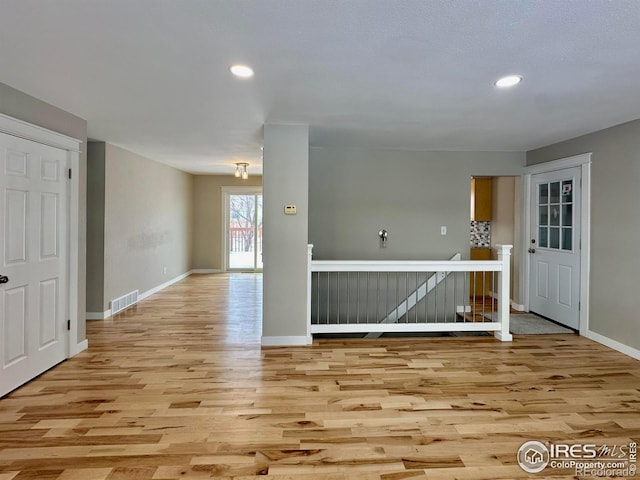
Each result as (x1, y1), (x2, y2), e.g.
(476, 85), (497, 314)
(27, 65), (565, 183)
(1, 1), (640, 174)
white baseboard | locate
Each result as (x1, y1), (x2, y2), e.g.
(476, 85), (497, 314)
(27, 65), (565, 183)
(511, 301), (526, 311)
(488, 291), (524, 311)
(586, 330), (640, 361)
(69, 339), (88, 356)
(191, 269), (223, 274)
(138, 271), (192, 302)
(87, 271), (192, 320)
(261, 335), (312, 346)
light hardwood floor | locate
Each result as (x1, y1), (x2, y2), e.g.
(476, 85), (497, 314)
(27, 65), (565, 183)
(1, 273), (639, 479)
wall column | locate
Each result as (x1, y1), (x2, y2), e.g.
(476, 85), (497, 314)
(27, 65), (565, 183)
(262, 124), (310, 345)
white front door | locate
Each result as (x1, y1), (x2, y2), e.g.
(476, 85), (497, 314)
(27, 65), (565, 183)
(0, 132), (68, 397)
(529, 167), (581, 329)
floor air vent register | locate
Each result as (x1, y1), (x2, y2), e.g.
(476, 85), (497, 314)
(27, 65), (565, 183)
(111, 290), (139, 314)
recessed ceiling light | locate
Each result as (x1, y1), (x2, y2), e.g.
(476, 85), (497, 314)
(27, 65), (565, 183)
(495, 75), (522, 88)
(230, 64), (254, 78)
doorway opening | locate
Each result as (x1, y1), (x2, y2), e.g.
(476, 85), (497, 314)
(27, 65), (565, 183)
(469, 175), (521, 305)
(224, 187), (263, 271)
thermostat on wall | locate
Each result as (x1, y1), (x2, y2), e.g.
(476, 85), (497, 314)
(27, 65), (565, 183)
(284, 204), (297, 215)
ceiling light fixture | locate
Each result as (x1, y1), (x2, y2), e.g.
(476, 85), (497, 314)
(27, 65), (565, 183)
(495, 75), (522, 88)
(234, 162), (249, 179)
(230, 64), (254, 78)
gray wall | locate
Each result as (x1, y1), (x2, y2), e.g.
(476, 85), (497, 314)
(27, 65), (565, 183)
(262, 124), (309, 340)
(512, 177), (523, 305)
(102, 144), (193, 311)
(87, 142), (106, 312)
(527, 119), (640, 351)
(309, 147), (525, 261)
(491, 176), (517, 298)
(192, 174), (262, 270)
(491, 177), (515, 248)
(0, 82), (88, 341)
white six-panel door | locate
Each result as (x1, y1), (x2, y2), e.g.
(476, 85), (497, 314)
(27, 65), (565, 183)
(0, 131), (68, 397)
(529, 167), (581, 329)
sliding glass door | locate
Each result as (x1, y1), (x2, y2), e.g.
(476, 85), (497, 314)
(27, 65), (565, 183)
(225, 188), (263, 271)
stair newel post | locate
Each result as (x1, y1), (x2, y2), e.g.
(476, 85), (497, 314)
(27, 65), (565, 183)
(495, 244), (513, 342)
(307, 244), (314, 339)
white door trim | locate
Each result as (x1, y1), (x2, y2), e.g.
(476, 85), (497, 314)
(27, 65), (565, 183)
(221, 186), (263, 272)
(523, 153), (591, 336)
(0, 114), (81, 152)
(0, 113), (83, 357)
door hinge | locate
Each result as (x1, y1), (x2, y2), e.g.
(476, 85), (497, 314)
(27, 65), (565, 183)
(578, 302), (581, 311)
(68, 168), (72, 179)
(67, 320), (71, 331)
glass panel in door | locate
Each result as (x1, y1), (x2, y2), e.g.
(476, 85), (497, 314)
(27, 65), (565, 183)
(256, 195), (263, 269)
(228, 193), (263, 271)
(536, 179), (574, 252)
(229, 194), (256, 270)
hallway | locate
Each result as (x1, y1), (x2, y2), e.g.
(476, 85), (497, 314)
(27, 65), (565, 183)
(1, 274), (639, 479)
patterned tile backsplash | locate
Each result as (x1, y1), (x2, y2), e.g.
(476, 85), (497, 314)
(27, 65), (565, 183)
(470, 221), (491, 247)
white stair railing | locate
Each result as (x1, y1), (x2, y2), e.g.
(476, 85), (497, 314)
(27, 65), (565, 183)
(307, 244), (512, 342)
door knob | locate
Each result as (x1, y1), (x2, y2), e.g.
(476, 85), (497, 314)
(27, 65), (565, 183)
(528, 248), (536, 254)
(0, 275), (8, 284)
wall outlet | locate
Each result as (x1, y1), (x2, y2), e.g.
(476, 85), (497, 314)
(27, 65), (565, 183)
(163, 266), (167, 275)
(440, 226), (447, 236)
